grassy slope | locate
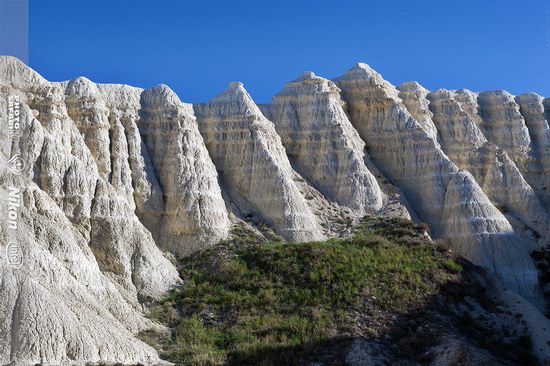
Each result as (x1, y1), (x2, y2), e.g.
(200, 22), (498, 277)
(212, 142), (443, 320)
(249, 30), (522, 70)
(142, 217), (537, 366)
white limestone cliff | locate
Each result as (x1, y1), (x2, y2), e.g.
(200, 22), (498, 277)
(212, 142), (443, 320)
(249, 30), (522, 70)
(263, 72), (385, 216)
(3, 66), (180, 303)
(0, 56), (213, 364)
(516, 92), (550, 207)
(1, 55), (549, 365)
(334, 63), (539, 299)
(0, 63), (173, 363)
(96, 83), (165, 239)
(138, 84), (231, 256)
(0, 175), (162, 366)
(397, 81), (439, 142)
(194, 82), (325, 242)
(426, 88), (549, 248)
(476, 91), (545, 206)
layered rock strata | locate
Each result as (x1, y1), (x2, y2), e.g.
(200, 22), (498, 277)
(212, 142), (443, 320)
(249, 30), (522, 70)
(397, 81), (439, 142)
(425, 88), (549, 247)
(138, 85), (231, 256)
(0, 75), (172, 364)
(97, 83), (165, 238)
(17, 76), (179, 302)
(334, 63), (539, 298)
(516, 92), (550, 207)
(477, 91), (545, 205)
(0, 174), (162, 365)
(194, 82), (324, 242)
(263, 71), (385, 215)
(1, 55), (550, 364)
(0, 56), (219, 364)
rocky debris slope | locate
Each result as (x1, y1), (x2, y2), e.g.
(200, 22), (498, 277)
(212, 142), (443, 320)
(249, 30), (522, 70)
(0, 174), (162, 365)
(194, 82), (324, 242)
(263, 71), (385, 216)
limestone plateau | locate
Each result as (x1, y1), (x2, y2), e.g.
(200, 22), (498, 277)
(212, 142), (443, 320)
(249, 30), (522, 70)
(1, 55), (550, 365)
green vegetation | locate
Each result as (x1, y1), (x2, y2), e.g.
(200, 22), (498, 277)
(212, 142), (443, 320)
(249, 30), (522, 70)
(532, 248), (550, 313)
(147, 216), (464, 365)
(442, 258), (463, 273)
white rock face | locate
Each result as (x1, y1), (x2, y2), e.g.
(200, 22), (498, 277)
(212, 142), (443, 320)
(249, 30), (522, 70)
(453, 89), (484, 126)
(63, 78), (232, 258)
(0, 56), (215, 364)
(264, 72), (385, 215)
(427, 89), (549, 247)
(477, 91), (543, 202)
(194, 82), (325, 242)
(397, 81), (439, 142)
(97, 83), (165, 239)
(0, 58), (173, 363)
(334, 63), (539, 298)
(0, 177), (161, 366)
(1, 55), (549, 364)
(477, 91), (532, 161)
(516, 93), (550, 207)
(138, 84), (231, 256)
(64, 77), (113, 183)
(332, 64), (459, 232)
(3, 65), (179, 303)
(440, 170), (538, 295)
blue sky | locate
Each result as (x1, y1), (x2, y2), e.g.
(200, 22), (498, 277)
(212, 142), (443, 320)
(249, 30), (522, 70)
(29, 0), (550, 103)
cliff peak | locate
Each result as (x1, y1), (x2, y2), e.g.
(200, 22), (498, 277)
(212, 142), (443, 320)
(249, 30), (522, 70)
(0, 55), (47, 86)
(141, 83), (182, 108)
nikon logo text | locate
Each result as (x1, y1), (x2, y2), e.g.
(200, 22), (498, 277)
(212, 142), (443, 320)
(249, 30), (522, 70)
(8, 187), (20, 230)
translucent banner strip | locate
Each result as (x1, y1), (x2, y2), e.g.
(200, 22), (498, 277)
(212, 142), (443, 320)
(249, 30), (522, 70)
(0, 0), (29, 64)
